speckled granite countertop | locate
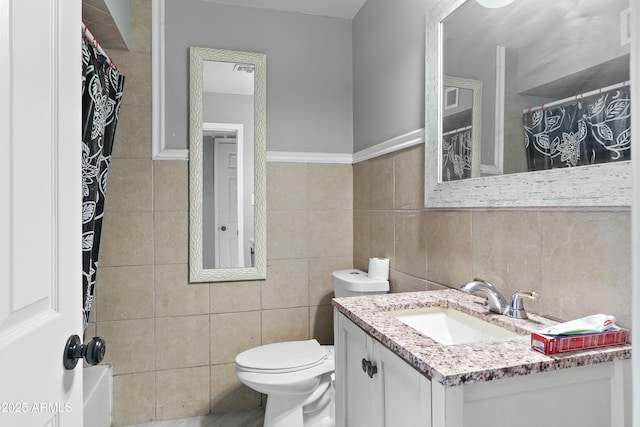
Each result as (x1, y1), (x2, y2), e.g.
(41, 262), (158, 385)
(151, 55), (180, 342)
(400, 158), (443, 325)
(332, 289), (632, 387)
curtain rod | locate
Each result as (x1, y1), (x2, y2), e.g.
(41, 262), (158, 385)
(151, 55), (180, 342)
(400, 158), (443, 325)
(523, 80), (630, 114)
(82, 22), (118, 70)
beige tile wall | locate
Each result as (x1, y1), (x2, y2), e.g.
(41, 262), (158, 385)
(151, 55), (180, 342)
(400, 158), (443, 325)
(353, 144), (632, 328)
(97, 159), (351, 426)
(87, 1), (353, 425)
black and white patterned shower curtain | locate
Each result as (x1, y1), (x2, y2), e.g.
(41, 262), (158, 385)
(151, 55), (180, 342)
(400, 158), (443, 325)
(82, 40), (124, 332)
(441, 127), (473, 181)
(523, 88), (631, 171)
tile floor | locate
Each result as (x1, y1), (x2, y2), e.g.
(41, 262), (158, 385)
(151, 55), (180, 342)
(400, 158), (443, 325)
(123, 408), (265, 427)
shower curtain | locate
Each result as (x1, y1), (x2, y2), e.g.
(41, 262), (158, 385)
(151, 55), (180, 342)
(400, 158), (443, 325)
(81, 38), (125, 332)
(441, 127), (473, 181)
(523, 88), (631, 171)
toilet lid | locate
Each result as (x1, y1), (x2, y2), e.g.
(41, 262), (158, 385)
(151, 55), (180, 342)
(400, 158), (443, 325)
(236, 339), (327, 373)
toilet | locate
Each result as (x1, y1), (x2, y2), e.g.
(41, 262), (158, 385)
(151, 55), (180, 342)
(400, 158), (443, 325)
(235, 269), (389, 427)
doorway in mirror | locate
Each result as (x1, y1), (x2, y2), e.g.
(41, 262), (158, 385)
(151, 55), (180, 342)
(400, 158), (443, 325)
(202, 124), (247, 269)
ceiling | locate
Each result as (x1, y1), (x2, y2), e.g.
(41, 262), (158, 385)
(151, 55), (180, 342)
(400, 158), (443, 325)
(203, 60), (255, 95)
(202, 0), (367, 19)
(83, 0), (368, 52)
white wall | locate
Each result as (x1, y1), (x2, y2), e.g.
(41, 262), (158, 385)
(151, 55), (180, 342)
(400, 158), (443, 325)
(164, 0), (353, 153)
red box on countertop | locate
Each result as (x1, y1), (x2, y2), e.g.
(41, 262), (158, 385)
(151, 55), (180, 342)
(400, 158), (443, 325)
(531, 328), (629, 355)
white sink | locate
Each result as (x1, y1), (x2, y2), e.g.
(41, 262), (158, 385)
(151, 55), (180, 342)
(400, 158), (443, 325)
(389, 306), (520, 345)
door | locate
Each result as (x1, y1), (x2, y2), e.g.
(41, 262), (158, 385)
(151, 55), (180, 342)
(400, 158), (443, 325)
(0, 0), (83, 426)
(214, 138), (240, 268)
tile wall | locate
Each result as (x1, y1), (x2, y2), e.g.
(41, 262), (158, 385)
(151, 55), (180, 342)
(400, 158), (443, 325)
(353, 144), (632, 329)
(86, 2), (353, 425)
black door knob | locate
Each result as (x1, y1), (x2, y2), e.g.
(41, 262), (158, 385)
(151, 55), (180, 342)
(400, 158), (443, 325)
(63, 335), (106, 370)
(221, 226), (227, 231)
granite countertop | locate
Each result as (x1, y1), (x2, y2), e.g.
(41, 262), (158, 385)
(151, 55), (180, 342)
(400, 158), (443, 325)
(332, 289), (632, 387)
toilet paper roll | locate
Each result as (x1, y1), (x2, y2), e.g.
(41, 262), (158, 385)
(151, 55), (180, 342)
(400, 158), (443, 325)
(368, 257), (389, 281)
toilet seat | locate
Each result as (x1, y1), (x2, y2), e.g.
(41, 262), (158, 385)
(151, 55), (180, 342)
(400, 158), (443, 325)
(236, 340), (328, 374)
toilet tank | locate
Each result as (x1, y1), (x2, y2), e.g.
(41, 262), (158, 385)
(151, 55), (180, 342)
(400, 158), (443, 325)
(332, 269), (389, 298)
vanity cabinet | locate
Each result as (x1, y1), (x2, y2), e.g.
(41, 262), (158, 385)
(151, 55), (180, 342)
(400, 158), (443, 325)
(334, 311), (431, 427)
(334, 310), (631, 427)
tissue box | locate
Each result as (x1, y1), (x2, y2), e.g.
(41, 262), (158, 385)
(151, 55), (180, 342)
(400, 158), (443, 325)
(531, 328), (628, 355)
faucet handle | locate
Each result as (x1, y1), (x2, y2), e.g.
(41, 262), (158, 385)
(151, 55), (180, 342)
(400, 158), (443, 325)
(506, 291), (538, 319)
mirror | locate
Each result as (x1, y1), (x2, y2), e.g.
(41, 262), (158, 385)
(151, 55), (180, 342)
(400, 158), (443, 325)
(441, 76), (482, 181)
(425, 0), (632, 208)
(189, 46), (266, 282)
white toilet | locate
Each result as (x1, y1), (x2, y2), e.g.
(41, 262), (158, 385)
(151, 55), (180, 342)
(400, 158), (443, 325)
(235, 269), (389, 427)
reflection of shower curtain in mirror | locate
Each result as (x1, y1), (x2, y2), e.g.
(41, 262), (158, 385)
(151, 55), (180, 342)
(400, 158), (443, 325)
(442, 126), (472, 181)
(81, 38), (125, 333)
(523, 87), (631, 172)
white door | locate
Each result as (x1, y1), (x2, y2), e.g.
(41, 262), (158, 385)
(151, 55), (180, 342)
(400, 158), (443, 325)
(214, 138), (240, 268)
(0, 0), (83, 426)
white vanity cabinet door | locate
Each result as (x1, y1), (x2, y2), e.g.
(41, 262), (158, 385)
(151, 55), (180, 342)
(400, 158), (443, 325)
(335, 311), (383, 427)
(375, 341), (432, 427)
(334, 311), (432, 427)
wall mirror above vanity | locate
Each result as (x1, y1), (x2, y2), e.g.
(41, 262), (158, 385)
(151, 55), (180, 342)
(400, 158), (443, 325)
(425, 0), (632, 208)
(188, 46), (267, 282)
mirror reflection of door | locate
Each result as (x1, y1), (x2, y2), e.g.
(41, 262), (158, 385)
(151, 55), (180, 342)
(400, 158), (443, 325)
(215, 137), (240, 268)
(441, 85), (473, 181)
(441, 81), (480, 181)
(202, 124), (244, 269)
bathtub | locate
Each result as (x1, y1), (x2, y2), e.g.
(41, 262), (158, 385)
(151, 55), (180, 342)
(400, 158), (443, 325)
(83, 365), (112, 427)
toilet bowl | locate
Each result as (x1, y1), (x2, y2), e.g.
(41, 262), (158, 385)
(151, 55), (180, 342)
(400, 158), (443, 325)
(235, 269), (388, 427)
(236, 340), (335, 427)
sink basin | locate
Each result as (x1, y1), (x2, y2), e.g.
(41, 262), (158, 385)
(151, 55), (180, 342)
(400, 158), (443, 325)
(389, 306), (520, 345)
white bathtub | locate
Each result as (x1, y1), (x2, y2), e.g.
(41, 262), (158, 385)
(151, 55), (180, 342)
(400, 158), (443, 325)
(83, 365), (112, 427)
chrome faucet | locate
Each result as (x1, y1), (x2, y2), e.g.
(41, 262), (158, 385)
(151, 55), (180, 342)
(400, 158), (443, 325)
(459, 279), (509, 315)
(459, 279), (538, 319)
